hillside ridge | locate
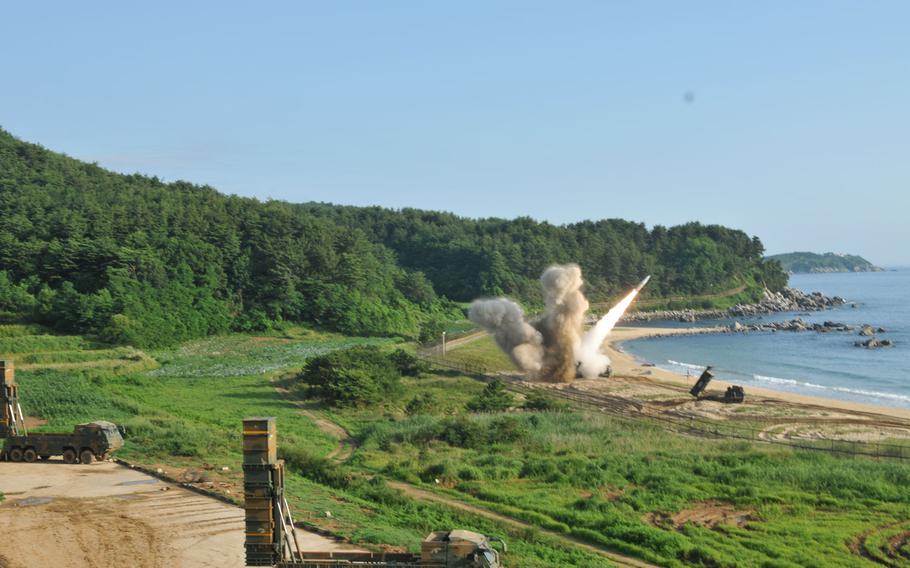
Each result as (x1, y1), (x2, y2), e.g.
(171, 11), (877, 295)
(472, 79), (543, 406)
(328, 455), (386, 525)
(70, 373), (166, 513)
(767, 251), (883, 274)
(0, 127), (785, 346)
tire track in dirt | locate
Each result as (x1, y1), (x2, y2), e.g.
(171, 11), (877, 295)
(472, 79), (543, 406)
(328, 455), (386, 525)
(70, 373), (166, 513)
(271, 379), (357, 463)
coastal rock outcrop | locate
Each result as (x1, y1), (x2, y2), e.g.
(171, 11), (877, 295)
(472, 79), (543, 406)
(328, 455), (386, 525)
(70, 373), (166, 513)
(622, 287), (847, 324)
(726, 319), (856, 334)
(854, 338), (895, 349)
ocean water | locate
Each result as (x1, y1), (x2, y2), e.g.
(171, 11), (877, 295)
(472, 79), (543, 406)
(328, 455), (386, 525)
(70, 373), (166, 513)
(622, 268), (910, 409)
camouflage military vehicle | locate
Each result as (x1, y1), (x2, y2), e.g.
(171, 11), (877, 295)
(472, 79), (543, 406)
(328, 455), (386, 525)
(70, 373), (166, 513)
(285, 531), (505, 568)
(420, 530), (505, 568)
(2, 421), (123, 464)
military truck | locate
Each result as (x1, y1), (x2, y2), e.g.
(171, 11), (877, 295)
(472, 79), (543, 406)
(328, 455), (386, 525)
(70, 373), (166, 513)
(283, 531), (505, 568)
(690, 366), (745, 403)
(242, 417), (505, 568)
(1, 360), (123, 463)
(2, 421), (123, 464)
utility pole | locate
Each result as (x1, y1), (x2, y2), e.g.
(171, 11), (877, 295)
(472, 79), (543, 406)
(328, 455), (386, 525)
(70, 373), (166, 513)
(442, 331), (447, 358)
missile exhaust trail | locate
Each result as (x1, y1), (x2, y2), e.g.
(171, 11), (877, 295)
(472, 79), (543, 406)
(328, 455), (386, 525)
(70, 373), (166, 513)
(576, 275), (651, 379)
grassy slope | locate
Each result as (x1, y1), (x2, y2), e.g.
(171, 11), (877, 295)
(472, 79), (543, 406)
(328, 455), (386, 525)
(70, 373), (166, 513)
(5, 323), (909, 567)
(6, 325), (604, 567)
(436, 334), (514, 372)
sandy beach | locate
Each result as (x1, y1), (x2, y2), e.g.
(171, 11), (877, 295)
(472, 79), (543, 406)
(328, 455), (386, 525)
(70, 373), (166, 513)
(602, 325), (910, 424)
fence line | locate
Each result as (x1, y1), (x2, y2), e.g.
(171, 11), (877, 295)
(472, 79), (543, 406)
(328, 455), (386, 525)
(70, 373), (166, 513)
(417, 353), (910, 462)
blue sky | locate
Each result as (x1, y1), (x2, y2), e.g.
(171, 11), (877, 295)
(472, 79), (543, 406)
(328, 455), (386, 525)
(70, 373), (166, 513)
(2, 2), (908, 264)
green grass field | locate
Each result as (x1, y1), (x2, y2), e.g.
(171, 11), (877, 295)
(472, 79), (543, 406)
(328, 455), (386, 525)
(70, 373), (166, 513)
(5, 324), (607, 566)
(5, 322), (910, 567)
(437, 334), (514, 372)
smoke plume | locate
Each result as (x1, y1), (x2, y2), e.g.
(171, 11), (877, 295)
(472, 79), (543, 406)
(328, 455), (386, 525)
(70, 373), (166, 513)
(468, 264), (640, 382)
(467, 298), (543, 372)
(535, 264), (588, 382)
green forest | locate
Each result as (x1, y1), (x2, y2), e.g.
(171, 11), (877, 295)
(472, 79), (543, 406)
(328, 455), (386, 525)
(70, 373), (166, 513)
(0, 128), (786, 347)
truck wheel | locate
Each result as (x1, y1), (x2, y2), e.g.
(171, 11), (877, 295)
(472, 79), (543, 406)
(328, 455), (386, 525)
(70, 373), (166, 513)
(79, 449), (95, 465)
(23, 448), (37, 463)
(62, 448), (77, 464)
(9, 448), (23, 462)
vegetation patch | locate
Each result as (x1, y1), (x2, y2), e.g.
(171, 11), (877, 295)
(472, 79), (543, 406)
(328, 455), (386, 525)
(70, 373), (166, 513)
(295, 345), (427, 407)
(6, 324), (909, 567)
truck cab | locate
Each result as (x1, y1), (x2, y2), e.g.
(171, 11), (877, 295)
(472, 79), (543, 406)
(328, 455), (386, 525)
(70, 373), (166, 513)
(421, 530), (504, 568)
(76, 421), (124, 457)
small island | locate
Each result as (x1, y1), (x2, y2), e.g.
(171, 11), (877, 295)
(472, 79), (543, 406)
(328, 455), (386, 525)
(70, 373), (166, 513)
(766, 251), (883, 274)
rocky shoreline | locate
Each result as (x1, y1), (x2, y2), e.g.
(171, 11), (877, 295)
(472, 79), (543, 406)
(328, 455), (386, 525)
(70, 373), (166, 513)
(633, 319), (895, 348)
(622, 287), (847, 323)
(724, 320), (893, 347)
(619, 288), (896, 348)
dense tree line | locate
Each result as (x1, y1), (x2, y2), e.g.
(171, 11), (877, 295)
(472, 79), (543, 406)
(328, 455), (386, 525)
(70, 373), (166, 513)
(298, 204), (787, 302)
(0, 128), (785, 346)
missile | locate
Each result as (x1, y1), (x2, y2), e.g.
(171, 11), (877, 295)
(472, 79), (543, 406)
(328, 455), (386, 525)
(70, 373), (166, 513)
(634, 275), (651, 292)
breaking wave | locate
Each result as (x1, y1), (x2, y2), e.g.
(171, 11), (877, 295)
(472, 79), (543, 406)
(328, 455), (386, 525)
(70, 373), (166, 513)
(667, 359), (706, 371)
(752, 374), (910, 403)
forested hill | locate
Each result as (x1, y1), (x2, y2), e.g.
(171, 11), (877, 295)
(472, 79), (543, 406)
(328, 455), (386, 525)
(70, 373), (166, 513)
(0, 128), (786, 347)
(766, 252), (883, 274)
(298, 204), (786, 303)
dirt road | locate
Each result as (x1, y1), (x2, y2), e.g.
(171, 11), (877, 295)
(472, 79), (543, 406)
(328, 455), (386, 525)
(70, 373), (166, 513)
(386, 481), (657, 568)
(0, 461), (351, 568)
(279, 388), (657, 567)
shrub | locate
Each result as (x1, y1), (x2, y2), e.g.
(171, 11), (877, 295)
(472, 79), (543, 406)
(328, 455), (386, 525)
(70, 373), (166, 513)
(487, 416), (530, 444)
(418, 318), (447, 345)
(466, 380), (514, 412)
(389, 348), (429, 376)
(405, 392), (439, 415)
(421, 461), (457, 483)
(522, 389), (569, 412)
(439, 416), (486, 448)
(297, 345), (401, 407)
(457, 465), (483, 481)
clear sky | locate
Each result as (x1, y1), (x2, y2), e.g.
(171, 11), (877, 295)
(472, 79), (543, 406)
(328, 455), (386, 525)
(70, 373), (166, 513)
(2, 2), (908, 265)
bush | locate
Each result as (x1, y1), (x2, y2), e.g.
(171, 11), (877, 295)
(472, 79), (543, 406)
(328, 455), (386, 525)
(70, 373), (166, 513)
(389, 348), (428, 376)
(418, 318), (447, 345)
(439, 416), (487, 448)
(466, 380), (514, 412)
(297, 345), (402, 407)
(405, 392), (439, 415)
(522, 389), (569, 412)
(279, 444), (352, 488)
(487, 416), (529, 444)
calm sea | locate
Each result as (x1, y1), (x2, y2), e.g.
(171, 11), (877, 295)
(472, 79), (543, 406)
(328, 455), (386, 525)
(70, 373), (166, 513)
(622, 268), (910, 409)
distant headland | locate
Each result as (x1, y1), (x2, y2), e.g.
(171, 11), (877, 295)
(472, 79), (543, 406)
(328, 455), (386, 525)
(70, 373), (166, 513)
(766, 251), (883, 274)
